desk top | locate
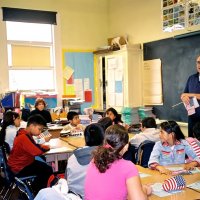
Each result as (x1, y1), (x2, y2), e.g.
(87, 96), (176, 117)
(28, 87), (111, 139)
(60, 133), (135, 149)
(137, 165), (200, 200)
(45, 138), (75, 155)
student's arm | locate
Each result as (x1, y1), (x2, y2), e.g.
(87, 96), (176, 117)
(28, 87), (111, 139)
(127, 176), (151, 200)
(183, 140), (200, 169)
(148, 142), (172, 175)
(22, 135), (50, 156)
(129, 133), (143, 147)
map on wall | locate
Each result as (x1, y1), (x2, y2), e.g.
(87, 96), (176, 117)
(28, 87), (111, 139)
(162, 0), (200, 32)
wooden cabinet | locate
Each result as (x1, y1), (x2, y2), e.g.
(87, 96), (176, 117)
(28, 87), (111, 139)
(95, 45), (143, 111)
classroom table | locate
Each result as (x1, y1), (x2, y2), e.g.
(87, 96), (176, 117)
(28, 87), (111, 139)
(137, 165), (200, 200)
(60, 133), (135, 148)
(48, 124), (63, 138)
(44, 138), (75, 171)
(45, 133), (135, 171)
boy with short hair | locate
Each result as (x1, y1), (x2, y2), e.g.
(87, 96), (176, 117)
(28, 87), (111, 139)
(62, 111), (85, 132)
(129, 117), (160, 148)
(8, 114), (53, 194)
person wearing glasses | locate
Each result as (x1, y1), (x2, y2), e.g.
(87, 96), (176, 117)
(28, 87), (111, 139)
(148, 121), (200, 175)
(181, 55), (200, 137)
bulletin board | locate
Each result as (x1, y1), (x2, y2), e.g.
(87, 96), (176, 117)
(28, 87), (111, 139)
(63, 50), (94, 113)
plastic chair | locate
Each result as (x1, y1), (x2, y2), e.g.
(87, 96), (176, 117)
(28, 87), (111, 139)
(135, 140), (155, 168)
(0, 145), (15, 199)
(15, 177), (34, 200)
(0, 145), (36, 199)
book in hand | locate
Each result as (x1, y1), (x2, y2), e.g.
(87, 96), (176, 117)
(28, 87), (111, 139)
(39, 130), (52, 138)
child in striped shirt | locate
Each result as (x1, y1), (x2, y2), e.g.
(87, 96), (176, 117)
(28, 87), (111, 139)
(186, 121), (200, 159)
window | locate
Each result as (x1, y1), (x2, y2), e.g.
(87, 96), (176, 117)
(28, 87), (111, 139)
(6, 21), (55, 91)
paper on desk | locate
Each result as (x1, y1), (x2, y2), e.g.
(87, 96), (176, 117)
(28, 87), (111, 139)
(48, 147), (72, 153)
(151, 183), (182, 197)
(166, 167), (200, 174)
(187, 181), (200, 190)
(139, 172), (151, 178)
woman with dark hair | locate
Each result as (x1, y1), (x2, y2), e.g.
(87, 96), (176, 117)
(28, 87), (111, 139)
(148, 120), (200, 175)
(105, 107), (123, 125)
(0, 111), (20, 149)
(30, 98), (52, 123)
(85, 124), (151, 200)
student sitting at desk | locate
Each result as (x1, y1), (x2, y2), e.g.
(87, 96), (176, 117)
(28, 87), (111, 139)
(8, 114), (53, 194)
(105, 107), (129, 130)
(30, 98), (52, 123)
(148, 121), (200, 175)
(129, 117), (160, 148)
(85, 124), (151, 200)
(186, 121), (200, 159)
(65, 119), (112, 198)
(62, 111), (85, 133)
(34, 118), (112, 200)
(105, 107), (123, 125)
(0, 111), (21, 150)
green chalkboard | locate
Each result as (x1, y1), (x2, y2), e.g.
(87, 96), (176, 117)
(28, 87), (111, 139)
(144, 35), (200, 122)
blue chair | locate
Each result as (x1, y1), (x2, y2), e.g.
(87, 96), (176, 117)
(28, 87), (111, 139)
(135, 140), (155, 168)
(15, 177), (34, 200)
(0, 145), (36, 199)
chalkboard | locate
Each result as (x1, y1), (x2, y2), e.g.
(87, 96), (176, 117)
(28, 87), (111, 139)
(144, 35), (200, 122)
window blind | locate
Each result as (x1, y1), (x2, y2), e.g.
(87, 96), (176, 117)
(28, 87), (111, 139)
(2, 7), (57, 25)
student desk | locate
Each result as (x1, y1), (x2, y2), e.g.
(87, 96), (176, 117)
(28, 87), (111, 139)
(44, 138), (75, 171)
(60, 133), (135, 148)
(137, 165), (200, 200)
(48, 125), (63, 138)
(45, 133), (135, 171)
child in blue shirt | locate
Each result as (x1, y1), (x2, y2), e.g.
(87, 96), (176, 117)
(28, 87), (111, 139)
(148, 120), (200, 175)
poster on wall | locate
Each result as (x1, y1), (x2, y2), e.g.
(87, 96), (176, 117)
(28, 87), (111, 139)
(162, 0), (185, 32)
(63, 51), (94, 112)
(188, 2), (200, 27)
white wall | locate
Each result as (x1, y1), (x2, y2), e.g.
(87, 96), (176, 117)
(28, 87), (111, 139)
(0, 0), (108, 104)
(108, 0), (200, 44)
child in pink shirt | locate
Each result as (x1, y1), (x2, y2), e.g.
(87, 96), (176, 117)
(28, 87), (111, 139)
(84, 124), (151, 200)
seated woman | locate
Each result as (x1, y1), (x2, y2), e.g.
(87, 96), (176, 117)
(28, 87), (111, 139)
(85, 124), (151, 200)
(148, 120), (200, 175)
(0, 111), (21, 150)
(105, 107), (123, 125)
(30, 98), (52, 123)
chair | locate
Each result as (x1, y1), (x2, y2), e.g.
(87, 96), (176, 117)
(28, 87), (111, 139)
(135, 140), (155, 168)
(15, 177), (34, 200)
(0, 145), (15, 199)
(0, 145), (36, 200)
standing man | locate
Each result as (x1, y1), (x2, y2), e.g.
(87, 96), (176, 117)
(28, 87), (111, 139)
(181, 55), (200, 137)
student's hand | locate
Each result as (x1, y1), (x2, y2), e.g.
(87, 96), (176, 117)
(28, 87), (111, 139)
(142, 184), (152, 196)
(156, 166), (172, 175)
(124, 124), (130, 130)
(44, 135), (52, 142)
(184, 161), (198, 170)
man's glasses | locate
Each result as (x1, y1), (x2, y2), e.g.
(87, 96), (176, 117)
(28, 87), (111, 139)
(196, 61), (200, 64)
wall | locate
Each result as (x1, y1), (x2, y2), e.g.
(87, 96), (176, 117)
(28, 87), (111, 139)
(0, 0), (109, 49)
(108, 0), (200, 44)
(0, 0), (108, 105)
